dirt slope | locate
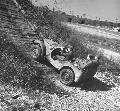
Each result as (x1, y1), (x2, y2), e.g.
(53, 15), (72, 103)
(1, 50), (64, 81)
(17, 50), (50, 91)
(0, 0), (120, 110)
(0, 0), (70, 110)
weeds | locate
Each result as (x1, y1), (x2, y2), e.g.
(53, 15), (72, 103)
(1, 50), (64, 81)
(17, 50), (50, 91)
(0, 0), (120, 110)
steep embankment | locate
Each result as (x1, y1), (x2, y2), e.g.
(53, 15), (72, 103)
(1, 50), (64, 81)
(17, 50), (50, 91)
(0, 0), (71, 110)
(1, 0), (120, 110)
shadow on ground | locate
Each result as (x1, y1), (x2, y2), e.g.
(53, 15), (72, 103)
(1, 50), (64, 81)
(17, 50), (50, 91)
(71, 77), (114, 91)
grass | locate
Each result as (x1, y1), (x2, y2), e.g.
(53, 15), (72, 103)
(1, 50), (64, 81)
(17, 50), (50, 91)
(1, 0), (120, 110)
(82, 33), (120, 53)
(0, 29), (70, 110)
(0, 32), (43, 89)
(0, 3), (72, 109)
(66, 30), (120, 86)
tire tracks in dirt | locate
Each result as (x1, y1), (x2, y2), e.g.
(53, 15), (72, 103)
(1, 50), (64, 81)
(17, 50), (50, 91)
(63, 22), (120, 40)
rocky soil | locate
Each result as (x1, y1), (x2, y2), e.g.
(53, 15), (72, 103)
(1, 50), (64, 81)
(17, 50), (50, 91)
(0, 0), (120, 111)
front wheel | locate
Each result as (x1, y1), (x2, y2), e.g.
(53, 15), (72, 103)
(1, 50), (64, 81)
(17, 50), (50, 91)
(60, 68), (75, 86)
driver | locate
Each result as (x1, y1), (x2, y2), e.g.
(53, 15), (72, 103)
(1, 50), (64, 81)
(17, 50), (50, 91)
(62, 45), (73, 60)
(51, 44), (73, 61)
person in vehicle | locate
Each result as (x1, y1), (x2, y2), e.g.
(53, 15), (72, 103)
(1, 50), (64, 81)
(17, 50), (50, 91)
(62, 45), (74, 60)
(51, 44), (74, 61)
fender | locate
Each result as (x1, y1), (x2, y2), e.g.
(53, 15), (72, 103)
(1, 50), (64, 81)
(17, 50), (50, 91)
(60, 62), (83, 82)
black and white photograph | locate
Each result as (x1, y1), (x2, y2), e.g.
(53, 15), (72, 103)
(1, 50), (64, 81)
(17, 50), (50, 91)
(0, 0), (120, 110)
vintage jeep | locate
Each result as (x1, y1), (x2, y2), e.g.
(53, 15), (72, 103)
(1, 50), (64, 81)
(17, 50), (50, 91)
(30, 38), (100, 86)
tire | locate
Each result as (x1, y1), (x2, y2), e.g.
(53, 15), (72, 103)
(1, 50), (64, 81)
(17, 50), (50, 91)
(30, 45), (41, 59)
(30, 40), (46, 59)
(60, 68), (75, 86)
(38, 40), (46, 58)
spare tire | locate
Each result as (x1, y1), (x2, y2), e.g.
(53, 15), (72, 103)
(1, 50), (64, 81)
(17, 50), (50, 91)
(30, 40), (46, 59)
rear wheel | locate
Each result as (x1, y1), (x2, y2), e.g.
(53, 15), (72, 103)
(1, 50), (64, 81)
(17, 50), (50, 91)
(60, 68), (75, 86)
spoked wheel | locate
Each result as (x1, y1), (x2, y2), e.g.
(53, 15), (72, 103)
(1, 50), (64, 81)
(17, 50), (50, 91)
(60, 68), (75, 86)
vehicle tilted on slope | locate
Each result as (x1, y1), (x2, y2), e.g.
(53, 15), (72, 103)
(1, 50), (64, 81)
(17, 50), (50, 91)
(30, 38), (100, 86)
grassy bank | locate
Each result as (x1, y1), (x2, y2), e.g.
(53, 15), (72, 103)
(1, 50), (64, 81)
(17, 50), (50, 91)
(0, 0), (72, 110)
(0, 29), (70, 110)
(0, 0), (120, 110)
(2, 0), (120, 94)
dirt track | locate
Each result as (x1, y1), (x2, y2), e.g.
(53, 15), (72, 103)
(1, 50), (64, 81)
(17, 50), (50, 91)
(63, 22), (120, 40)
